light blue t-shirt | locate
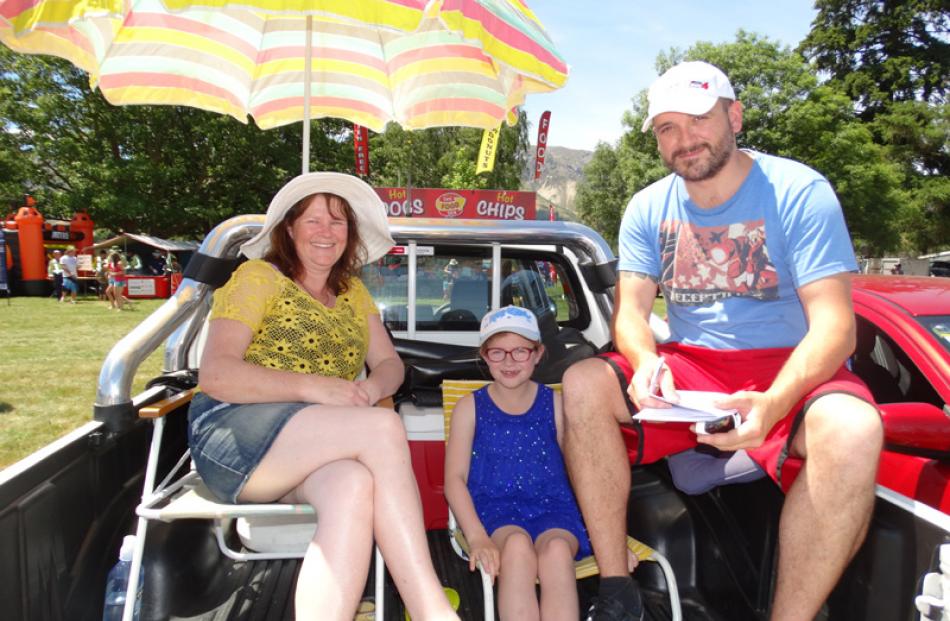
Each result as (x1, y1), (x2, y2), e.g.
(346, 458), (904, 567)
(618, 151), (857, 350)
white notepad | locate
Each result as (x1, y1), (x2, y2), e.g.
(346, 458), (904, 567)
(633, 390), (738, 423)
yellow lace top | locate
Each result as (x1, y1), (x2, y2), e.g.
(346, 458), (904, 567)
(210, 260), (378, 380)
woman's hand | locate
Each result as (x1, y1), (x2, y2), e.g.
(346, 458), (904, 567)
(354, 378), (383, 406)
(467, 535), (500, 578)
(303, 377), (372, 407)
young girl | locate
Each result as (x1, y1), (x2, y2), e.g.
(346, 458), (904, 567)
(106, 252), (126, 310)
(444, 305), (592, 621)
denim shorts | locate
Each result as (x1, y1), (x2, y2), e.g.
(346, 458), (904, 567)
(187, 392), (310, 503)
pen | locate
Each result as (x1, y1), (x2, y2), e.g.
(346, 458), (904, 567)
(648, 356), (665, 396)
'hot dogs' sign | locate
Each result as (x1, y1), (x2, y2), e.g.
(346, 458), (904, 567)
(375, 187), (537, 221)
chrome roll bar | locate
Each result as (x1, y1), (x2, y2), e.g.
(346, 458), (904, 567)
(94, 215), (263, 429)
(93, 216), (616, 430)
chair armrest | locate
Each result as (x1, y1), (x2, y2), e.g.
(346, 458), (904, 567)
(139, 388), (195, 419)
(139, 390), (385, 421)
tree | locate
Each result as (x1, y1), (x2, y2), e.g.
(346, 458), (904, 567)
(575, 32), (905, 254)
(800, 1), (950, 253)
(574, 143), (629, 249)
(368, 113), (529, 191)
(799, 0), (949, 118)
(874, 101), (950, 252)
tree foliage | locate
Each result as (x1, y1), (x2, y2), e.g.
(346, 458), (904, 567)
(0, 46), (530, 238)
(799, 0), (949, 117)
(799, 1), (949, 252)
(367, 112), (528, 191)
(576, 31), (913, 255)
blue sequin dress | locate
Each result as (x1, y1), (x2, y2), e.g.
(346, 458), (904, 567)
(467, 383), (593, 559)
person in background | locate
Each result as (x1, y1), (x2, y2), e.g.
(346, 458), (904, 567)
(95, 250), (109, 300)
(562, 61), (882, 621)
(188, 172), (459, 621)
(164, 252), (181, 274)
(106, 252), (126, 311)
(445, 306), (598, 621)
(443, 258), (459, 301)
(47, 249), (63, 301)
(60, 245), (79, 304)
(128, 252), (144, 275)
(149, 249), (165, 275)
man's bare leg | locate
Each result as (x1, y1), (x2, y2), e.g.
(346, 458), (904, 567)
(771, 394), (882, 621)
(562, 358), (635, 577)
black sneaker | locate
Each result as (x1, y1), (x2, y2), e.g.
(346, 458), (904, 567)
(584, 594), (645, 621)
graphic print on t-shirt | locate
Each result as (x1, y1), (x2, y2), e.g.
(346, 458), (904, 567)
(659, 219), (778, 306)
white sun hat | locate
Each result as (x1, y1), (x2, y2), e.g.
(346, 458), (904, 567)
(240, 172), (394, 265)
(641, 61), (736, 132)
(479, 305), (541, 346)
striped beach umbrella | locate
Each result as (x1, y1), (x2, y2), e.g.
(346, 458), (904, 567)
(0, 0), (568, 169)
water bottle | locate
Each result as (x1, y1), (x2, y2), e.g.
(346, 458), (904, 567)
(102, 535), (142, 621)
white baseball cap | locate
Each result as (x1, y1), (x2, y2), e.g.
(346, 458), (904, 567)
(479, 305), (541, 346)
(241, 172), (394, 265)
(641, 61), (736, 132)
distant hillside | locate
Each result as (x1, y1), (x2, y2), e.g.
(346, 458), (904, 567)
(521, 145), (592, 221)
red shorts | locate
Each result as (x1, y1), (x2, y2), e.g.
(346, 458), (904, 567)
(600, 342), (876, 492)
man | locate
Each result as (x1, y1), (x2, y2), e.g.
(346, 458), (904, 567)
(47, 249), (63, 301)
(60, 245), (79, 304)
(563, 61), (882, 621)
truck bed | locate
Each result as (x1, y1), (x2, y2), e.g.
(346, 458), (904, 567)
(141, 521), (721, 621)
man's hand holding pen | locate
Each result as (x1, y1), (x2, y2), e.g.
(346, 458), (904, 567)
(631, 355), (679, 410)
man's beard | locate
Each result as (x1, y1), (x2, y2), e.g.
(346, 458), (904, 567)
(662, 133), (734, 182)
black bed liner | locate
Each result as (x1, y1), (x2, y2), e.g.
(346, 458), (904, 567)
(144, 522), (721, 621)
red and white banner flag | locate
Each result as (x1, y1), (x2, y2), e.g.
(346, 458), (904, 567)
(534, 110), (551, 180)
(353, 124), (370, 176)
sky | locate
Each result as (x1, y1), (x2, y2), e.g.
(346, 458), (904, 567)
(522, 2), (819, 151)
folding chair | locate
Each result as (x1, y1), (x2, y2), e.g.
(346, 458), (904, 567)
(441, 379), (681, 621)
(125, 388), (387, 621)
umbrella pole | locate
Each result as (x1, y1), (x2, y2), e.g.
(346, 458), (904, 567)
(302, 15), (312, 175)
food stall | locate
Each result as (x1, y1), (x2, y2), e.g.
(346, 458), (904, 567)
(91, 233), (196, 299)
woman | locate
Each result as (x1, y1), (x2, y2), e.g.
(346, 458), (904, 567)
(188, 172), (458, 621)
(105, 252), (126, 310)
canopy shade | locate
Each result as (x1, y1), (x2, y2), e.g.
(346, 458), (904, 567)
(91, 232), (198, 253)
(0, 0), (568, 132)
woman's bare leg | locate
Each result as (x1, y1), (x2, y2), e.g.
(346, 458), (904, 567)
(535, 529), (580, 621)
(286, 460), (374, 620)
(492, 526), (539, 621)
(240, 405), (457, 621)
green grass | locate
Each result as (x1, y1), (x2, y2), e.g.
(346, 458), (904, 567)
(0, 295), (166, 468)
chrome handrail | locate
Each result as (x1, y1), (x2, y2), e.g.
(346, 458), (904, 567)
(94, 216), (617, 428)
(94, 215), (264, 424)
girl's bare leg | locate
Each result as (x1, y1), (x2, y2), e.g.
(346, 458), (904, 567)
(241, 405), (458, 621)
(492, 526), (539, 621)
(535, 529), (580, 621)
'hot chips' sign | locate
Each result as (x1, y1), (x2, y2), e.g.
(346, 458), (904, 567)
(375, 188), (536, 220)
